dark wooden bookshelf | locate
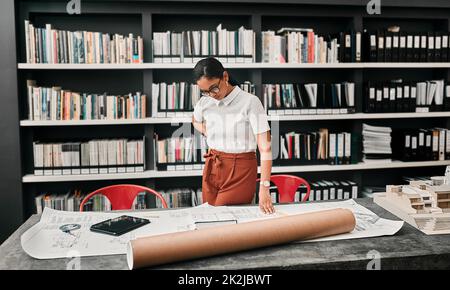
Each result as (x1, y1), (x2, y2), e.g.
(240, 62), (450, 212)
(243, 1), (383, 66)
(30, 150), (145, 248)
(1, 0), (450, 242)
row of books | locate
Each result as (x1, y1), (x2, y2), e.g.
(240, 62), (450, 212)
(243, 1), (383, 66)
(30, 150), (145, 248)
(262, 28), (361, 63)
(263, 82), (355, 115)
(277, 129), (352, 165)
(365, 28), (450, 62)
(154, 134), (208, 171)
(393, 128), (450, 161)
(24, 21), (144, 64)
(34, 187), (204, 213)
(26, 80), (146, 121)
(35, 189), (112, 213)
(155, 188), (203, 208)
(150, 81), (255, 117)
(33, 138), (145, 176)
(152, 24), (255, 63)
(24, 21), (450, 64)
(257, 179), (359, 203)
(362, 124), (392, 163)
(365, 79), (450, 113)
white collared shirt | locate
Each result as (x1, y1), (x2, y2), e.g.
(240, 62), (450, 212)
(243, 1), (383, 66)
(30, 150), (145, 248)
(193, 86), (270, 153)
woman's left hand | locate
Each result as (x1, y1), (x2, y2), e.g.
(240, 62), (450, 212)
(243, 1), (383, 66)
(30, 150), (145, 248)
(258, 187), (275, 214)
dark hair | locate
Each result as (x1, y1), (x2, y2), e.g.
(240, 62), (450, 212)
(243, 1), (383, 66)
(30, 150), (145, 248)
(193, 57), (238, 86)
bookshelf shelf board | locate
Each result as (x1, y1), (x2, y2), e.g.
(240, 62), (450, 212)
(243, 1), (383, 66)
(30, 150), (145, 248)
(20, 118), (193, 126)
(20, 112), (450, 126)
(269, 112), (450, 121)
(17, 62), (450, 70)
(22, 160), (450, 183)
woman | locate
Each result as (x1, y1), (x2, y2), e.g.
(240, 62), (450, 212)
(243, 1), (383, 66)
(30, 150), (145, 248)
(192, 57), (275, 214)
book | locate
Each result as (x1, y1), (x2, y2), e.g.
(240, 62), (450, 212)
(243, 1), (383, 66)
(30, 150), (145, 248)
(154, 134), (207, 171)
(363, 27), (450, 62)
(259, 179), (359, 203)
(153, 24), (255, 63)
(393, 128), (450, 161)
(263, 82), (355, 115)
(24, 20), (143, 64)
(26, 81), (146, 121)
(151, 81), (255, 117)
(276, 128), (352, 166)
(32, 138), (145, 175)
(364, 79), (446, 113)
(262, 28), (360, 63)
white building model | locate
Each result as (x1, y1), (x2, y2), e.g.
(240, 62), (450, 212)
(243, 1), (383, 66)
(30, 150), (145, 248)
(374, 180), (450, 235)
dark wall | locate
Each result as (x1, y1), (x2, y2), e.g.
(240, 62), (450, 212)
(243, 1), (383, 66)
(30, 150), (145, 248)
(0, 0), (23, 243)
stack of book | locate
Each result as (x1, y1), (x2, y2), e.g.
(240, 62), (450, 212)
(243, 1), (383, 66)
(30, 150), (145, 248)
(156, 188), (203, 208)
(154, 134), (207, 171)
(364, 27), (450, 62)
(277, 129), (352, 166)
(151, 81), (255, 117)
(33, 138), (145, 176)
(365, 79), (449, 113)
(362, 123), (392, 163)
(24, 20), (144, 64)
(393, 128), (450, 161)
(27, 80), (146, 121)
(152, 24), (255, 63)
(263, 82), (355, 115)
(262, 28), (361, 63)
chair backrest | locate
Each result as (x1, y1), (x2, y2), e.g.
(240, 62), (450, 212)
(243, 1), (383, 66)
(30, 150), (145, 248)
(257, 175), (311, 203)
(79, 184), (168, 212)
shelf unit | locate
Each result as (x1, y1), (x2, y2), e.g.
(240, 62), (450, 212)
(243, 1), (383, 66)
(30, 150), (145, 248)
(4, 0), (450, 232)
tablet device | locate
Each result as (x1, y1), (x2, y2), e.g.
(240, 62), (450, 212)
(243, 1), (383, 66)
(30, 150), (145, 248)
(90, 215), (150, 236)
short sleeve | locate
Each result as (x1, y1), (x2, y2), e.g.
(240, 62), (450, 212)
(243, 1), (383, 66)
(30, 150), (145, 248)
(193, 98), (204, 122)
(248, 96), (270, 135)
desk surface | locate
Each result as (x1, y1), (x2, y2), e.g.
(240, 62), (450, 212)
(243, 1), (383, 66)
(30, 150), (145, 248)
(1, 198), (449, 270)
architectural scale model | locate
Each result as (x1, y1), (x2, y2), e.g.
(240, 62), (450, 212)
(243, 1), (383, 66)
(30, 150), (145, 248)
(374, 180), (450, 235)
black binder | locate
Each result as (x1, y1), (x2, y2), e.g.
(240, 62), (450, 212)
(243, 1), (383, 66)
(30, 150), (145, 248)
(376, 30), (385, 62)
(406, 34), (413, 62)
(441, 34), (449, 61)
(413, 35), (420, 62)
(344, 32), (352, 62)
(419, 34), (427, 62)
(392, 32), (400, 62)
(385, 31), (393, 62)
(435, 32), (442, 62)
(399, 32), (407, 62)
(427, 32), (435, 62)
(368, 31), (377, 62)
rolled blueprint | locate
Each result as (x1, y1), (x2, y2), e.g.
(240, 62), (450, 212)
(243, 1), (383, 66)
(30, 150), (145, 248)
(127, 208), (356, 269)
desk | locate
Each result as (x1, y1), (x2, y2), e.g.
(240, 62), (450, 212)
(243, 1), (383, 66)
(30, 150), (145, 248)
(1, 198), (449, 270)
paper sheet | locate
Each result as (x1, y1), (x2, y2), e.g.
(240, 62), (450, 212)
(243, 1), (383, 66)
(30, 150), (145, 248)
(21, 207), (196, 259)
(21, 199), (403, 260)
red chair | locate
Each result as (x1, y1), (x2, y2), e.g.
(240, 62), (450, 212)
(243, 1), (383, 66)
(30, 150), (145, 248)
(256, 175), (311, 203)
(79, 184), (168, 212)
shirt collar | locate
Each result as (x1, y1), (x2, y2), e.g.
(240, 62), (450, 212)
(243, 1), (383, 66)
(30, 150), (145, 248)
(212, 86), (240, 107)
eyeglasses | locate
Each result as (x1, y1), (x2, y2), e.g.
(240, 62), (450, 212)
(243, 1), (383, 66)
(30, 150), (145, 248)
(200, 79), (222, 97)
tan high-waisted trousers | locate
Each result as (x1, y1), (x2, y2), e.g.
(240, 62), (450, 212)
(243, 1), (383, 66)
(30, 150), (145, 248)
(202, 148), (257, 206)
